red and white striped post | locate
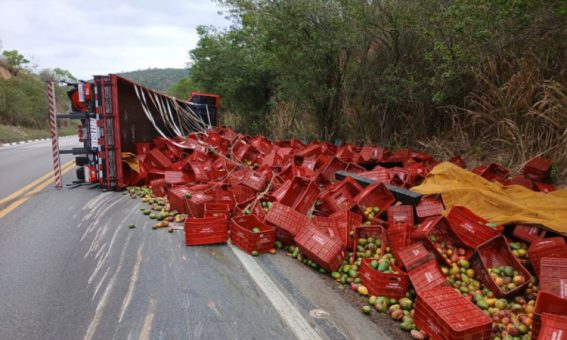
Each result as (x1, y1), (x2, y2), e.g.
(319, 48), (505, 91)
(48, 81), (63, 189)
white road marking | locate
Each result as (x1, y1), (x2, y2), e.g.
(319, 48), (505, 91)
(119, 244), (144, 323)
(83, 233), (132, 340)
(228, 244), (322, 340)
(138, 298), (157, 340)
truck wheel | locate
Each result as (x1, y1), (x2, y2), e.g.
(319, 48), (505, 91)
(76, 167), (85, 181)
(75, 156), (89, 166)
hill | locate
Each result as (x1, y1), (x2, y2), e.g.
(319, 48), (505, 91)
(118, 68), (188, 93)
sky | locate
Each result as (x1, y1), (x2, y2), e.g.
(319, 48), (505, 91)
(0, 0), (231, 80)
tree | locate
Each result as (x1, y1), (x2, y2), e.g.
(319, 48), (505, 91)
(1, 50), (29, 69)
(53, 68), (77, 83)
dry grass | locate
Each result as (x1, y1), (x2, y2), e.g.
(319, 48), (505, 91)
(419, 56), (567, 183)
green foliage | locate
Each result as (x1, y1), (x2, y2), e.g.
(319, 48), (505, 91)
(168, 77), (195, 99)
(0, 71), (69, 128)
(1, 50), (29, 69)
(188, 0), (567, 147)
(118, 68), (187, 93)
(190, 25), (274, 134)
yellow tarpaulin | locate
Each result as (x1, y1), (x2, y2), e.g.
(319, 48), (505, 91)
(411, 161), (567, 236)
(122, 152), (140, 173)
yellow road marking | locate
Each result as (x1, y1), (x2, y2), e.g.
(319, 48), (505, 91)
(0, 160), (75, 206)
(0, 161), (76, 219)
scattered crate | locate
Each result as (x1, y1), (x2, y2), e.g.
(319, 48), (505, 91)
(398, 243), (436, 271)
(532, 291), (567, 339)
(513, 224), (547, 243)
(294, 225), (345, 272)
(539, 257), (567, 298)
(359, 259), (409, 299)
(415, 196), (444, 221)
(185, 216), (229, 246)
(446, 206), (503, 249)
(470, 236), (532, 298)
(414, 287), (493, 340)
(230, 215), (276, 254)
(387, 205), (415, 225)
(412, 216), (473, 267)
(408, 260), (450, 294)
(265, 202), (314, 237)
(529, 237), (567, 276)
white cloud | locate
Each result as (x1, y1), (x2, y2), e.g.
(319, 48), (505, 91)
(0, 0), (230, 79)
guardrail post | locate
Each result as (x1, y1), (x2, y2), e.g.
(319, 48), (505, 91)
(48, 81), (63, 189)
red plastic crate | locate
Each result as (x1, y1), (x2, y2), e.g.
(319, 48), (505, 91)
(319, 157), (349, 183)
(446, 206), (504, 249)
(522, 157), (552, 182)
(203, 203), (231, 218)
(330, 210), (363, 251)
(146, 168), (165, 183)
(508, 175), (534, 190)
(414, 287), (492, 340)
(317, 177), (362, 215)
(529, 237), (567, 276)
(230, 215), (276, 254)
(357, 167), (391, 184)
(387, 223), (413, 264)
(534, 181), (556, 193)
(164, 171), (192, 185)
(311, 216), (342, 242)
(479, 163), (510, 183)
(533, 291), (567, 339)
(353, 182), (395, 215)
(408, 260), (450, 294)
(145, 149), (173, 170)
(293, 226), (345, 272)
(448, 156), (466, 168)
(183, 161), (211, 183)
(540, 257), (567, 298)
(412, 216), (473, 267)
(167, 185), (191, 213)
(359, 259), (409, 298)
(185, 216), (229, 246)
(276, 228), (295, 246)
(232, 184), (257, 205)
(265, 202), (314, 237)
(398, 243), (436, 271)
(210, 188), (236, 209)
(351, 225), (387, 263)
(387, 205), (415, 225)
(292, 180), (320, 215)
(470, 236), (532, 298)
(135, 142), (152, 155)
(538, 313), (567, 340)
(415, 197), (444, 221)
(186, 192), (214, 218)
(240, 169), (268, 192)
(150, 178), (166, 197)
(512, 224), (547, 243)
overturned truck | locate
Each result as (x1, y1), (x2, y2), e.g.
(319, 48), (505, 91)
(54, 75), (219, 189)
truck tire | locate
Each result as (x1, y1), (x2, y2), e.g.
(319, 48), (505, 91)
(76, 167), (85, 181)
(75, 156), (89, 166)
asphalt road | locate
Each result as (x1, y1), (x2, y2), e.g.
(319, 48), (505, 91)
(0, 140), (402, 340)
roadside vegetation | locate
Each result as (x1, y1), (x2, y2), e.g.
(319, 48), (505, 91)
(0, 49), (75, 143)
(177, 0), (567, 179)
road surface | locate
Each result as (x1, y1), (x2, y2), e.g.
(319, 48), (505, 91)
(0, 139), (403, 340)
